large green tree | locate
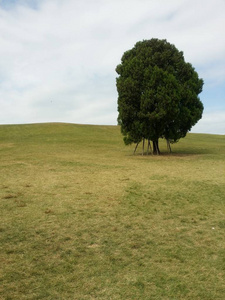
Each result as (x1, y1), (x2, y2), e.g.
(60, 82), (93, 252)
(116, 39), (204, 154)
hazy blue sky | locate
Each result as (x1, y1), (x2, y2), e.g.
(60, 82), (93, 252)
(0, 0), (224, 134)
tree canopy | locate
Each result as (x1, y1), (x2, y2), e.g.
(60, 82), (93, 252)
(116, 38), (204, 154)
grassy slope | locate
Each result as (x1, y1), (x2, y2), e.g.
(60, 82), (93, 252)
(0, 123), (225, 300)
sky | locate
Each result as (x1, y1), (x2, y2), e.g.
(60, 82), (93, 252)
(0, 0), (224, 134)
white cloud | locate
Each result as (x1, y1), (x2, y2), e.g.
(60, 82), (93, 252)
(0, 0), (224, 133)
(191, 111), (225, 135)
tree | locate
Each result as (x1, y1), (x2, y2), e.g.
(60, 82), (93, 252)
(116, 39), (204, 154)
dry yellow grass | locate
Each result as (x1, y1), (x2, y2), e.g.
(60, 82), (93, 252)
(0, 123), (225, 299)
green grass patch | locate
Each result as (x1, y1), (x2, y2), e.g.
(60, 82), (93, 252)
(0, 123), (225, 299)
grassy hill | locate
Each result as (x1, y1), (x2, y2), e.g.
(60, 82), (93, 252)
(0, 123), (225, 299)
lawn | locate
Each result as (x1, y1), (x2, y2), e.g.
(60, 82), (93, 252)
(0, 123), (225, 299)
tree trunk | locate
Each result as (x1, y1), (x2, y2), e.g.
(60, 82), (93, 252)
(142, 138), (145, 156)
(147, 139), (153, 155)
(133, 142), (139, 155)
(166, 139), (172, 153)
(149, 140), (153, 154)
(147, 140), (149, 155)
(153, 140), (160, 155)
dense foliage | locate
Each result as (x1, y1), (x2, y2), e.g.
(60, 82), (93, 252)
(116, 39), (204, 154)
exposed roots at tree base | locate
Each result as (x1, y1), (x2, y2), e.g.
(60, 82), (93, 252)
(133, 139), (172, 155)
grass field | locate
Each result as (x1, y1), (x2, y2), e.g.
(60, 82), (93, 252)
(0, 123), (225, 299)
